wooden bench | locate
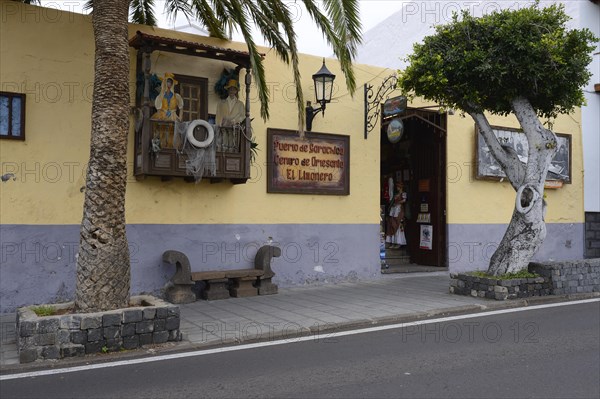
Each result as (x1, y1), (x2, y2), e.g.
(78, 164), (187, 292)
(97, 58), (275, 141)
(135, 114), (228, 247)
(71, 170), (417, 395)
(162, 245), (281, 303)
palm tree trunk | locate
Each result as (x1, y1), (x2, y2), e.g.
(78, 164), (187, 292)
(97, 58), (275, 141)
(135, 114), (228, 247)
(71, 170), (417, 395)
(74, 0), (131, 312)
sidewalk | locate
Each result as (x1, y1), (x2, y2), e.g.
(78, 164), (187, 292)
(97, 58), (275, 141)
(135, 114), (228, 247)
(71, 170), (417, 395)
(1, 272), (597, 371)
(178, 272), (484, 348)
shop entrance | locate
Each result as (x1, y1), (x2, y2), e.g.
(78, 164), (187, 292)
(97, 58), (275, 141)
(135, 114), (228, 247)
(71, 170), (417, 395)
(380, 108), (447, 269)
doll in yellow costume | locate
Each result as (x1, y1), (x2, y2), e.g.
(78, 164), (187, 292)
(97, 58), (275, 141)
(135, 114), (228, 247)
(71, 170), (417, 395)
(151, 72), (184, 148)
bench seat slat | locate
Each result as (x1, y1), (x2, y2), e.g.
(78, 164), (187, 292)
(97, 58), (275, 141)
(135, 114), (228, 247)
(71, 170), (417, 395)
(191, 271), (226, 280)
(191, 269), (264, 281)
(226, 269), (264, 278)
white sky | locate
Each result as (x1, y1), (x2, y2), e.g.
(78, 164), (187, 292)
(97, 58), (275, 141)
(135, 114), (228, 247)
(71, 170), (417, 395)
(42, 1), (407, 57)
(226, 1), (407, 57)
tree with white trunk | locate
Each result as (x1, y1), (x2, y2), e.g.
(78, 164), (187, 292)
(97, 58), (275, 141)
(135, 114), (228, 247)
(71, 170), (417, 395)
(398, 3), (597, 275)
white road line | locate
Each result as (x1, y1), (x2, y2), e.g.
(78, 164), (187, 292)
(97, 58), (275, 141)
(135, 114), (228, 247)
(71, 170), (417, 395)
(2, 298), (598, 381)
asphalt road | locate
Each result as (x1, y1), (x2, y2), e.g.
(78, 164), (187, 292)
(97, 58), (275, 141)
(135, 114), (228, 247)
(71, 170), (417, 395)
(1, 301), (599, 399)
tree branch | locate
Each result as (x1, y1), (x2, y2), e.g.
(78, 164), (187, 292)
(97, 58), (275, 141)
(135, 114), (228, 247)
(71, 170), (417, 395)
(468, 110), (524, 190)
(511, 97), (557, 189)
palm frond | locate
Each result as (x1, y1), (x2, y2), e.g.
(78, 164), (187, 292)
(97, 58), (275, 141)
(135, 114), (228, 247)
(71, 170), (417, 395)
(76, 0), (361, 128)
(190, 0), (227, 39)
(304, 0), (361, 95)
(218, 0), (271, 120)
(130, 0), (157, 26)
(83, 0), (93, 12)
(254, 0), (303, 129)
(247, 0), (290, 63)
(162, 0), (193, 24)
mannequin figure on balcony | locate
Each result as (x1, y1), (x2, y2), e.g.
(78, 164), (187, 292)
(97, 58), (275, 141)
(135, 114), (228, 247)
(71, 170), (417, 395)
(216, 79), (245, 151)
(151, 72), (184, 148)
(216, 79), (245, 127)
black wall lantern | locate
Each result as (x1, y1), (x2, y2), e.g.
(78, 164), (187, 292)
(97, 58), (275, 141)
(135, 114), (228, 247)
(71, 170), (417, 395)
(306, 59), (336, 131)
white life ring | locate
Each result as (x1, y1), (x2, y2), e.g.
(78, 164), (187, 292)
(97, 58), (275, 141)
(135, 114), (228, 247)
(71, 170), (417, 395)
(186, 119), (214, 148)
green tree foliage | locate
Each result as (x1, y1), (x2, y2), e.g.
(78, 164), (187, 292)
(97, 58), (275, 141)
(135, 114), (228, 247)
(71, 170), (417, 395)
(399, 3), (597, 276)
(399, 3), (597, 119)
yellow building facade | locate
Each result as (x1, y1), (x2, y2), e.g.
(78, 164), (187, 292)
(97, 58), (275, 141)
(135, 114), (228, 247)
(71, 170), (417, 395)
(0, 1), (585, 311)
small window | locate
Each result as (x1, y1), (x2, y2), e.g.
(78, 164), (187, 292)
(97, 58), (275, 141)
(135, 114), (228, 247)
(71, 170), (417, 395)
(0, 92), (26, 140)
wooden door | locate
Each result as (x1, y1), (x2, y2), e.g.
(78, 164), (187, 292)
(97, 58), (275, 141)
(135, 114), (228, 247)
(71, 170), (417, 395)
(405, 111), (447, 267)
(176, 74), (208, 122)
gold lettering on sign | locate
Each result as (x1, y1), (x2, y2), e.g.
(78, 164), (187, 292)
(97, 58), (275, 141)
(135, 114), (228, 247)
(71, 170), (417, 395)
(267, 129), (350, 195)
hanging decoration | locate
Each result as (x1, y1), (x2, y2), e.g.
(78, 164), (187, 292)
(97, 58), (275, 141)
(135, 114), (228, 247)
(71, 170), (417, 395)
(387, 118), (404, 144)
(174, 121), (217, 182)
(136, 72), (161, 104)
(214, 68), (240, 99)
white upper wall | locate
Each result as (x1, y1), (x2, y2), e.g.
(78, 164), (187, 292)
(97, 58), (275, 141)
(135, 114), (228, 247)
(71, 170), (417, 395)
(577, 1), (600, 212)
(172, 23), (209, 36)
(356, 1), (582, 68)
(356, 0), (600, 212)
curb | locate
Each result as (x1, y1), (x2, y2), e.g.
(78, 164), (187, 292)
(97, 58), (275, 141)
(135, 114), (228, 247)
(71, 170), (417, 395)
(1, 292), (598, 375)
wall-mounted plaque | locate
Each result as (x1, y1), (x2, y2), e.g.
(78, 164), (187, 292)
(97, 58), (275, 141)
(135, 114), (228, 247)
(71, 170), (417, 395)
(383, 95), (407, 117)
(475, 125), (571, 183)
(267, 129), (350, 195)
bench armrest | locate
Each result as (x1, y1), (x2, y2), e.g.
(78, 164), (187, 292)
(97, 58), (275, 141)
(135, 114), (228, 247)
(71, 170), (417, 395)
(254, 245), (281, 279)
(163, 250), (194, 285)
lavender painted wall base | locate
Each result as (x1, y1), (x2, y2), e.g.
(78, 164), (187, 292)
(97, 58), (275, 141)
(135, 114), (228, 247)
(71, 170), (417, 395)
(1, 222), (586, 312)
(448, 223), (585, 273)
(1, 224), (381, 312)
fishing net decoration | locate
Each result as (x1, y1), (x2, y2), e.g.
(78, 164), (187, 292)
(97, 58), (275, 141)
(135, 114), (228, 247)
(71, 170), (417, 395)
(174, 121), (217, 182)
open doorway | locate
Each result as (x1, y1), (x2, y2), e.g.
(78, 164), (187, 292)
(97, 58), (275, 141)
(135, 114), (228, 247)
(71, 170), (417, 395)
(380, 108), (448, 272)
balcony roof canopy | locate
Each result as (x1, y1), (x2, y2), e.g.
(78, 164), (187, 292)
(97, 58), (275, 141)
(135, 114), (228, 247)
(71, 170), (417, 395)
(129, 31), (263, 68)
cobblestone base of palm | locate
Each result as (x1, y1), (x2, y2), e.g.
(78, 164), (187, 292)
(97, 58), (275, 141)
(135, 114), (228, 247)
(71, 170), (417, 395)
(17, 296), (181, 363)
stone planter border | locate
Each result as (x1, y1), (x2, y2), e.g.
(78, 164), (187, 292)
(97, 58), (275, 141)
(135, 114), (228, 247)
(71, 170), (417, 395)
(450, 274), (550, 300)
(17, 295), (182, 363)
(450, 259), (600, 300)
(529, 259), (600, 295)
